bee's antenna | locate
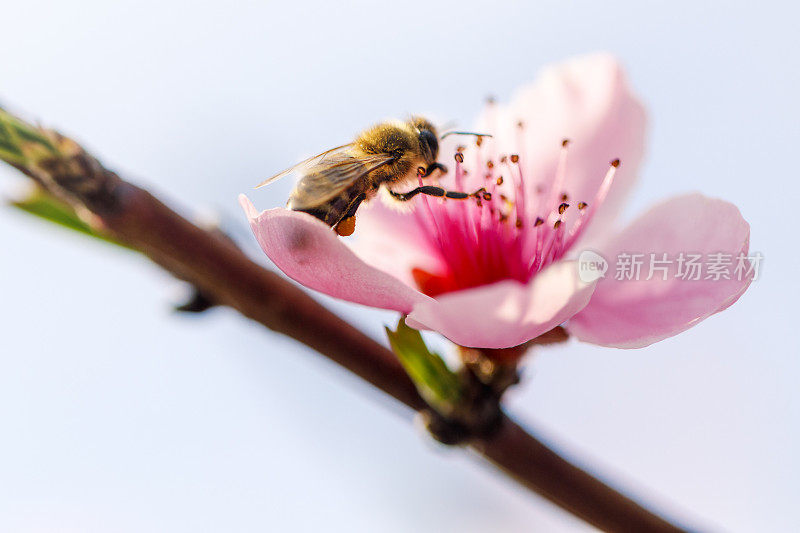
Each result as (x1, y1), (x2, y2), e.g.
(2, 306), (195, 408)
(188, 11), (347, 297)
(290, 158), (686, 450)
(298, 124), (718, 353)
(440, 131), (493, 140)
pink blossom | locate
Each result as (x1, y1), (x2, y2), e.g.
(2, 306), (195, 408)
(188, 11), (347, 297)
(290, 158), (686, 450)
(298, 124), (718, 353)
(240, 53), (752, 350)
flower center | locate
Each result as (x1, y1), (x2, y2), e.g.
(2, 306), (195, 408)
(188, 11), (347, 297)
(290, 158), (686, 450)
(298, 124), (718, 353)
(411, 131), (618, 297)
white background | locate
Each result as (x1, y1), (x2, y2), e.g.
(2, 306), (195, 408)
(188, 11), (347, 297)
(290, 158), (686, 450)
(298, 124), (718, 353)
(1, 1), (797, 531)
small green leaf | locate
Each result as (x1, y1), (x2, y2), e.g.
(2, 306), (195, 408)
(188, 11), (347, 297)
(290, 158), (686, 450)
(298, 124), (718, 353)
(10, 188), (132, 251)
(0, 132), (27, 166)
(0, 107), (59, 167)
(386, 318), (463, 414)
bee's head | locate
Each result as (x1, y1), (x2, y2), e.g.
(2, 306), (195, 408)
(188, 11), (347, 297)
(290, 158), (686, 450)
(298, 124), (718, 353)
(408, 117), (439, 164)
(419, 128), (439, 164)
(409, 117), (446, 178)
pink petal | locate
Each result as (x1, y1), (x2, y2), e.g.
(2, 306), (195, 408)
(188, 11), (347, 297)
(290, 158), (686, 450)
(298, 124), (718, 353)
(239, 195), (431, 313)
(476, 53), (647, 245)
(568, 193), (753, 348)
(348, 199), (447, 288)
(406, 261), (596, 349)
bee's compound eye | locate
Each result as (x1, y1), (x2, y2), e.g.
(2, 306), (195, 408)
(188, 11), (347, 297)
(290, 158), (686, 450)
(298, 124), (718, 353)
(419, 129), (439, 162)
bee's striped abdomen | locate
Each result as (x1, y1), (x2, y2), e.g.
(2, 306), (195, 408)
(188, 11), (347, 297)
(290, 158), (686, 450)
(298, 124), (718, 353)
(289, 180), (368, 227)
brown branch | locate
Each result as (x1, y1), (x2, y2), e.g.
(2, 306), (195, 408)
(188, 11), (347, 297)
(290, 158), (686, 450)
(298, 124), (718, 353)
(3, 131), (687, 532)
(473, 418), (686, 531)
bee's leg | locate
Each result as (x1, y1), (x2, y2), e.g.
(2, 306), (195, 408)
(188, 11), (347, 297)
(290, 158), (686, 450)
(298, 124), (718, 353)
(341, 193), (367, 220)
(334, 193), (366, 236)
(388, 185), (487, 202)
(420, 162), (448, 177)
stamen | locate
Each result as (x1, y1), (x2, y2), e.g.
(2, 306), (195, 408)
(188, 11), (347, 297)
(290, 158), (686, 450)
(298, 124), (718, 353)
(532, 222), (545, 269)
(507, 154), (527, 229)
(550, 222), (566, 261)
(562, 158), (620, 251)
(545, 140), (570, 217)
(453, 150), (467, 192)
(535, 219), (563, 270)
(418, 132), (620, 296)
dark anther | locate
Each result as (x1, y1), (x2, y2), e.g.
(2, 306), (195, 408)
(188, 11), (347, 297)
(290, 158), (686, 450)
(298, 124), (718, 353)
(561, 193), (569, 202)
(558, 202), (569, 215)
(476, 136), (484, 147)
(562, 138), (570, 147)
(534, 217), (544, 227)
(554, 219), (562, 229)
(455, 152), (464, 163)
(487, 160), (494, 169)
(578, 201), (588, 210)
(517, 120), (524, 129)
(510, 154), (519, 163)
(499, 155), (508, 163)
(611, 158), (620, 167)
(496, 176), (504, 186)
(515, 219), (523, 229)
(417, 166), (426, 177)
(482, 192), (492, 201)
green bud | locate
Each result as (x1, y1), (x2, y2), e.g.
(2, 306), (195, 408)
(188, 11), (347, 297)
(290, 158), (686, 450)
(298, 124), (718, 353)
(385, 318), (463, 416)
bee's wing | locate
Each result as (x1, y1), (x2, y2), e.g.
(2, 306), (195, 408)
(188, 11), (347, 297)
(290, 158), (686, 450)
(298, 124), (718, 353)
(288, 151), (396, 210)
(255, 144), (354, 188)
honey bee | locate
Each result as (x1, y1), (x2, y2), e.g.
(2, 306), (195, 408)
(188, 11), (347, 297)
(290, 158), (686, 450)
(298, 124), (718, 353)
(256, 117), (486, 236)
